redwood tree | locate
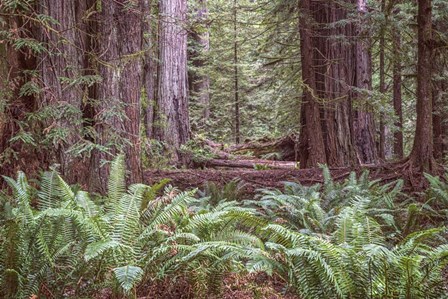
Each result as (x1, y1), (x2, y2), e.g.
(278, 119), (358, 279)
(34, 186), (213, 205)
(91, 0), (144, 191)
(38, 0), (87, 182)
(154, 0), (190, 164)
(299, 0), (358, 168)
(408, 0), (435, 172)
(298, 0), (327, 168)
(353, 0), (378, 165)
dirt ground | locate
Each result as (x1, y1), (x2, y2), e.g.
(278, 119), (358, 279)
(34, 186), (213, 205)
(144, 166), (403, 196)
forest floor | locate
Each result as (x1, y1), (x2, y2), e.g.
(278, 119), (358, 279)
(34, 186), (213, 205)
(144, 136), (419, 196)
(144, 165), (405, 196)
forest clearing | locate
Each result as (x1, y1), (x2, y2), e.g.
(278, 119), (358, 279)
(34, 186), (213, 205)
(1, 0), (448, 298)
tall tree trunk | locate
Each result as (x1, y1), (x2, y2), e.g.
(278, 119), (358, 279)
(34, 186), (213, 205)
(0, 11), (37, 177)
(312, 0), (358, 167)
(392, 28), (404, 159)
(91, 0), (144, 191)
(378, 0), (386, 160)
(190, 0), (211, 123)
(143, 0), (157, 140)
(408, 0), (435, 172)
(154, 0), (190, 164)
(298, 0), (327, 168)
(353, 0), (378, 164)
(233, 0), (241, 144)
(38, 0), (87, 182)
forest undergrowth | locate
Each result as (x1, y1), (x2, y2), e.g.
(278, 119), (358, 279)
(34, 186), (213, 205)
(1, 156), (448, 299)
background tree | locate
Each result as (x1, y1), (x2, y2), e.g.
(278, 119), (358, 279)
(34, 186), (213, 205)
(154, 0), (190, 164)
(1, 0), (447, 184)
(407, 0), (436, 172)
(189, 0), (211, 125)
(353, 0), (378, 164)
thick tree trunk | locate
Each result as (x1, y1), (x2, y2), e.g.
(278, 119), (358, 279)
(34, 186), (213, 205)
(409, 0), (435, 172)
(154, 0), (190, 164)
(38, 0), (88, 181)
(298, 0), (327, 168)
(312, 0), (358, 167)
(0, 9), (39, 180)
(91, 0), (144, 191)
(353, 0), (378, 164)
(392, 28), (404, 159)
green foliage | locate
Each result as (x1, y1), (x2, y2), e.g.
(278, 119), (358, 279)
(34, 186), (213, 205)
(179, 137), (217, 163)
(1, 163), (448, 298)
(0, 157), (262, 298)
(244, 168), (448, 298)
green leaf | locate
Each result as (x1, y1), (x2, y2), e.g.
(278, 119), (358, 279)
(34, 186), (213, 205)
(113, 265), (143, 293)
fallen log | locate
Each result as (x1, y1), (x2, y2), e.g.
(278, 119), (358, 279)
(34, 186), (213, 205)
(226, 135), (298, 161)
(202, 158), (298, 170)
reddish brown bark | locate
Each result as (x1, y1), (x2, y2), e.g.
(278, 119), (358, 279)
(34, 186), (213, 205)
(0, 10), (38, 178)
(37, 0), (89, 182)
(408, 0), (435, 172)
(298, 0), (327, 168)
(313, 0), (359, 167)
(91, 0), (144, 191)
(353, 0), (378, 164)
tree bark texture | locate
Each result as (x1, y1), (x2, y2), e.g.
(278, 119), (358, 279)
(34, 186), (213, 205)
(91, 0), (144, 191)
(0, 13), (37, 177)
(378, 0), (386, 160)
(392, 28), (404, 159)
(298, 0), (327, 168)
(154, 0), (190, 164)
(353, 0), (378, 164)
(409, 0), (435, 171)
(310, 0), (359, 167)
(143, 0), (157, 140)
(38, 0), (89, 181)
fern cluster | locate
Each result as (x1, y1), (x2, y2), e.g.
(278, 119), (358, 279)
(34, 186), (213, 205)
(1, 161), (447, 298)
(0, 156), (263, 298)
(245, 167), (448, 298)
